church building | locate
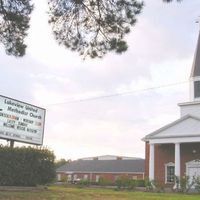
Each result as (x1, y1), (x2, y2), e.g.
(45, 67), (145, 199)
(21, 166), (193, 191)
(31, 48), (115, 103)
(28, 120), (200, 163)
(143, 30), (200, 188)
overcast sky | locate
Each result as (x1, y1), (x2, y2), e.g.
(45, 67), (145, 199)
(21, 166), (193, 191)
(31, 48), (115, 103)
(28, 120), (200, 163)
(0, 0), (200, 160)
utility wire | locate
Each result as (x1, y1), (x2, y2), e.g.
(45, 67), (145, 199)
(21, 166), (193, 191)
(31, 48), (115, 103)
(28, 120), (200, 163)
(46, 80), (189, 107)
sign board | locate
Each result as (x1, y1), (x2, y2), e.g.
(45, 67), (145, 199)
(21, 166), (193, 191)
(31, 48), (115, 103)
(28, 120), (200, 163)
(0, 95), (45, 145)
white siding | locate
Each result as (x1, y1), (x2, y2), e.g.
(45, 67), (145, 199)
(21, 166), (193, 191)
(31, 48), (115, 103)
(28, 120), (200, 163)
(180, 103), (200, 118)
(152, 117), (200, 138)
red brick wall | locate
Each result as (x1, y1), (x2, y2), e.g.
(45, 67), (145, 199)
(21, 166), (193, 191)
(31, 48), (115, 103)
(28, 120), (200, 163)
(145, 142), (200, 185)
(56, 172), (144, 183)
(88, 173), (144, 183)
(154, 144), (174, 184)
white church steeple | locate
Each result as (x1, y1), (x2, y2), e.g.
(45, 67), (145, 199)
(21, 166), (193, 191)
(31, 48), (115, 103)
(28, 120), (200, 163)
(190, 26), (200, 101)
(179, 26), (200, 118)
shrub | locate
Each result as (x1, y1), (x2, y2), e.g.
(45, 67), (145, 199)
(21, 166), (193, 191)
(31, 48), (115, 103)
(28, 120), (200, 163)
(154, 181), (165, 193)
(98, 177), (113, 186)
(145, 178), (155, 191)
(179, 176), (189, 193)
(0, 145), (55, 186)
(195, 177), (200, 193)
(174, 176), (197, 193)
(60, 176), (68, 183)
(115, 176), (137, 190)
(128, 180), (137, 190)
(115, 176), (129, 189)
(136, 179), (145, 187)
(78, 179), (90, 187)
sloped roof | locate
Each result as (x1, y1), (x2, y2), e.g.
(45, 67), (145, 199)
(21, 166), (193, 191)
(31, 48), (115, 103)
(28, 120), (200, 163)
(56, 159), (144, 173)
(80, 155), (142, 160)
(143, 115), (200, 141)
(190, 30), (200, 78)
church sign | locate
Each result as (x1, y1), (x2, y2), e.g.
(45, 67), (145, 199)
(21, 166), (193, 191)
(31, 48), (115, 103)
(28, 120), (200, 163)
(0, 95), (45, 145)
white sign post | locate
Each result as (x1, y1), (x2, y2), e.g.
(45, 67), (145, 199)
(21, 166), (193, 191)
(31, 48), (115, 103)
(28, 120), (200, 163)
(0, 95), (45, 146)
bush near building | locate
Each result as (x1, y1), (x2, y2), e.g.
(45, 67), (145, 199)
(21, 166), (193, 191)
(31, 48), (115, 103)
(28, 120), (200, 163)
(115, 176), (145, 190)
(0, 145), (55, 186)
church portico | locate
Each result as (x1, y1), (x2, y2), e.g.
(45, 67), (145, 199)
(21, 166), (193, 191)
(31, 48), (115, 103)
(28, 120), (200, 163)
(146, 141), (200, 187)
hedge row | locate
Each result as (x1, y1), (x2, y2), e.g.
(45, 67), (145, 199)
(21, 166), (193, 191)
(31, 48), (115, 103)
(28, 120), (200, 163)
(74, 177), (146, 188)
(0, 146), (55, 186)
(115, 177), (145, 189)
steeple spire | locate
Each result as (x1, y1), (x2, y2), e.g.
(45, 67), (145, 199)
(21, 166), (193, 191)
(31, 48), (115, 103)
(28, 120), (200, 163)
(190, 27), (200, 78)
(190, 22), (200, 101)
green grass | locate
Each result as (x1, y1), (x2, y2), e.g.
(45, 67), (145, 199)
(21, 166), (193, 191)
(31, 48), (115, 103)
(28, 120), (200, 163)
(0, 186), (200, 200)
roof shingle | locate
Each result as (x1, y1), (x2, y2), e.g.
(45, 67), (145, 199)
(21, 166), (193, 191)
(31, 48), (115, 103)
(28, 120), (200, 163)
(56, 159), (144, 173)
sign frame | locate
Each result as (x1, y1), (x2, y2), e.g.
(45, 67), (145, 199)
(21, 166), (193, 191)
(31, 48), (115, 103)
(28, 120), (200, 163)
(0, 94), (46, 145)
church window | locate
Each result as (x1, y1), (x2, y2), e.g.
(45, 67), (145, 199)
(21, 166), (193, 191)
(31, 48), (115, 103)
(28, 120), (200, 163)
(165, 162), (175, 184)
(194, 81), (200, 98)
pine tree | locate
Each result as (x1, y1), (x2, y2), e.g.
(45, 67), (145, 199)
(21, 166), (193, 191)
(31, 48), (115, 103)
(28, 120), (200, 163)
(0, 0), (182, 58)
(48, 0), (143, 58)
(0, 0), (33, 57)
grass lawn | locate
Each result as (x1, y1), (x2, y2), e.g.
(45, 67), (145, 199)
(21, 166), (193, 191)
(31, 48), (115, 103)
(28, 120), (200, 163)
(0, 186), (200, 200)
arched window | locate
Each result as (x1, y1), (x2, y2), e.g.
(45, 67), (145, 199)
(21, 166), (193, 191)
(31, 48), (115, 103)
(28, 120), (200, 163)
(165, 162), (175, 184)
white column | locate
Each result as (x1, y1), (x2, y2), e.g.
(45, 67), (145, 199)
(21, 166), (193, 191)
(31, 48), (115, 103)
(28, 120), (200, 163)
(174, 143), (181, 189)
(149, 143), (155, 181)
(175, 143), (180, 177)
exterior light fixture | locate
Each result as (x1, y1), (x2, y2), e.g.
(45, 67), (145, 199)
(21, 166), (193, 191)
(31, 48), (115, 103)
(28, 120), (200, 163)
(192, 149), (197, 154)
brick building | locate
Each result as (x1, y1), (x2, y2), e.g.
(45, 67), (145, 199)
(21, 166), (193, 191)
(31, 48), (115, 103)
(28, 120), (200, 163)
(56, 155), (144, 183)
(143, 30), (200, 188)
